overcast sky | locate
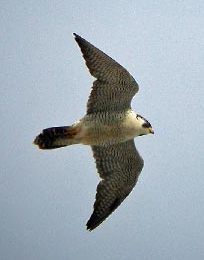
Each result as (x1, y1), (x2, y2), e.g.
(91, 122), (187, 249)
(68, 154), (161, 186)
(1, 1), (204, 259)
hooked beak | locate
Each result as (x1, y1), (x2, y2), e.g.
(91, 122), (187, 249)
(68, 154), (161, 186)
(149, 128), (154, 134)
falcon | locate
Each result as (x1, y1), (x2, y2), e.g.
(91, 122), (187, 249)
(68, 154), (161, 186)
(34, 33), (154, 231)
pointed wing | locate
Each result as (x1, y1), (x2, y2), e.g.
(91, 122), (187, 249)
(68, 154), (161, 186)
(74, 33), (139, 114)
(87, 139), (144, 231)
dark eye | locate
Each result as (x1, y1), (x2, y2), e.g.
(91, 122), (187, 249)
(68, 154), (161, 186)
(142, 122), (151, 128)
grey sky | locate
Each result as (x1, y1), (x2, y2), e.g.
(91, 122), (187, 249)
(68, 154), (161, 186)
(1, 1), (204, 259)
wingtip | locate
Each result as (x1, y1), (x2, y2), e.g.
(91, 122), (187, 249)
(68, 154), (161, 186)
(86, 211), (106, 231)
(73, 33), (80, 39)
(86, 215), (99, 232)
(86, 226), (93, 232)
(86, 220), (95, 232)
(86, 222), (98, 232)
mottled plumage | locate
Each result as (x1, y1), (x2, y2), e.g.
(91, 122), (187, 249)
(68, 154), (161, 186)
(34, 33), (154, 231)
(74, 33), (139, 114)
(89, 140), (144, 230)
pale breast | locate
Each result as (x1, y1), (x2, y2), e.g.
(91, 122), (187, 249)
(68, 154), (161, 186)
(75, 110), (141, 146)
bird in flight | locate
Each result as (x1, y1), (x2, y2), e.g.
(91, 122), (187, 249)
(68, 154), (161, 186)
(34, 33), (154, 231)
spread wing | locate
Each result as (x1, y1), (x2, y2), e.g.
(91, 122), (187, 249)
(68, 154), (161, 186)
(87, 139), (144, 231)
(74, 33), (139, 114)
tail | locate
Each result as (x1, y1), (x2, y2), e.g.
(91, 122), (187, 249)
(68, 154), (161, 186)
(33, 126), (79, 149)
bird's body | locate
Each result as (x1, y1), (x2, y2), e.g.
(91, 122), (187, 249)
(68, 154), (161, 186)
(34, 33), (154, 231)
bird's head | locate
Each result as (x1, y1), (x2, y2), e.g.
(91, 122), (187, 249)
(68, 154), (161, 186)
(136, 114), (154, 136)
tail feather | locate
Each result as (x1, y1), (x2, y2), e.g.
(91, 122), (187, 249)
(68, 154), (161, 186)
(33, 126), (78, 149)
